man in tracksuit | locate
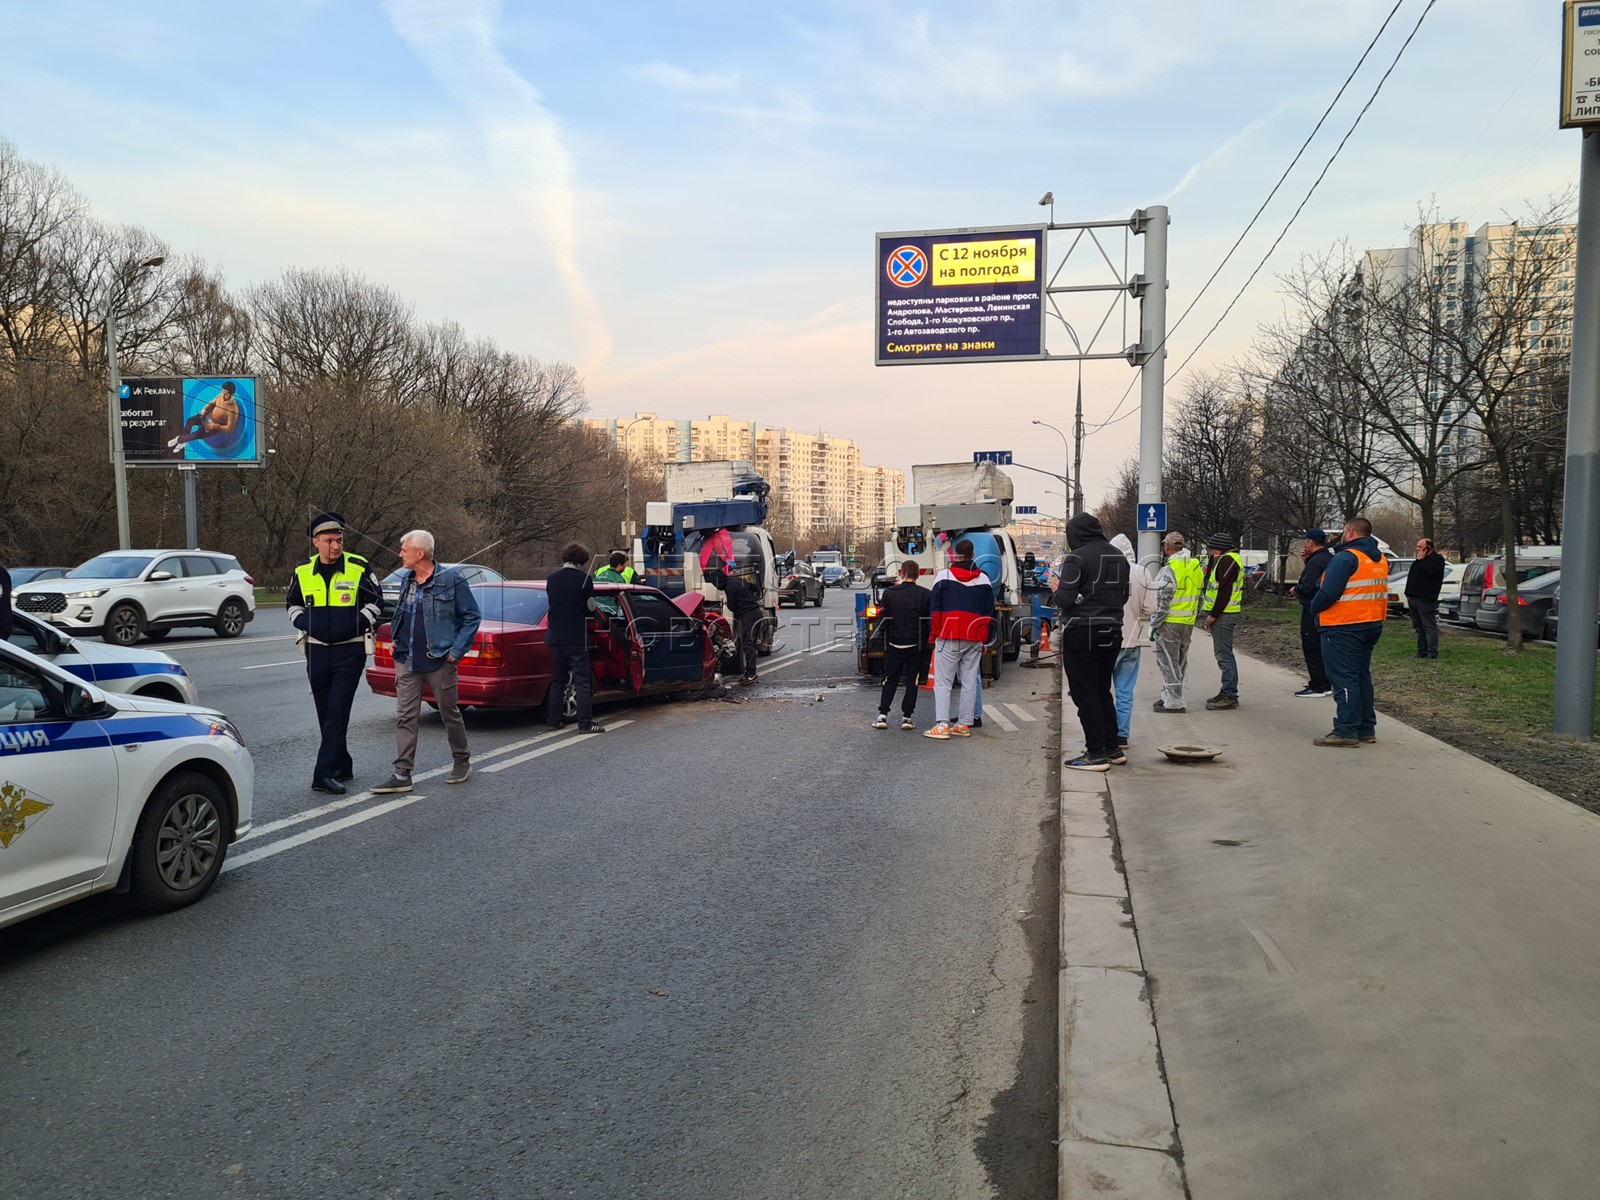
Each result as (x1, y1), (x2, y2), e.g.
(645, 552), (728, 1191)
(1053, 513), (1130, 771)
(1310, 516), (1388, 747)
(873, 560), (932, 730)
(924, 539), (995, 740)
(1292, 528), (1334, 697)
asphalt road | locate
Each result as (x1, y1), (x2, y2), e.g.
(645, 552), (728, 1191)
(1, 587), (1061, 1200)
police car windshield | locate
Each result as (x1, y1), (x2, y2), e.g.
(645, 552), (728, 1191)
(68, 554), (154, 580)
(471, 585), (550, 626)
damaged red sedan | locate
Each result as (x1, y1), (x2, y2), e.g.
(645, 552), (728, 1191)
(365, 581), (729, 713)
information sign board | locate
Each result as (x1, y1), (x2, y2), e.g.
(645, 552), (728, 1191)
(972, 450), (1013, 465)
(1562, 0), (1600, 128)
(1015, 505), (1039, 515)
(1138, 502), (1168, 533)
(119, 376), (262, 467)
(875, 225), (1045, 365)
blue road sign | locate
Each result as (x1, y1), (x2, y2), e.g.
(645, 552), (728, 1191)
(1015, 505), (1038, 514)
(973, 450), (1013, 464)
(1139, 502), (1167, 532)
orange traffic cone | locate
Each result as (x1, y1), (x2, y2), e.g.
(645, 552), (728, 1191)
(919, 654), (935, 691)
(1038, 621), (1052, 655)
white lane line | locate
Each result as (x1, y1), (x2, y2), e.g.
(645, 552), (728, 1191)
(482, 721), (632, 772)
(1003, 702), (1039, 724)
(985, 707), (1018, 733)
(223, 797), (421, 872)
(172, 633), (300, 651)
(240, 727), (578, 841)
(240, 659), (303, 671)
(806, 637), (850, 655)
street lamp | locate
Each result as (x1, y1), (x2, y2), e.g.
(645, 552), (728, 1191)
(106, 255), (165, 550)
(1032, 419), (1070, 524)
(614, 417), (643, 541)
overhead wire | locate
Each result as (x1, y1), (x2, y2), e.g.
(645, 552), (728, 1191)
(1083, 0), (1438, 435)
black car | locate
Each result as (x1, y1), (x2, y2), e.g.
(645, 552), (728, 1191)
(777, 561), (825, 607)
(379, 562), (506, 619)
(820, 565), (851, 588)
(1472, 571), (1561, 641)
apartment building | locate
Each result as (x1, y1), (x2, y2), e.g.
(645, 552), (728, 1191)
(584, 413), (758, 464)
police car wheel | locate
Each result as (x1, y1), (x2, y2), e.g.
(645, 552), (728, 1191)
(103, 603), (144, 646)
(128, 773), (228, 912)
(214, 599), (248, 639)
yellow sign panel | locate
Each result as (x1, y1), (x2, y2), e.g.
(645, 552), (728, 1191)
(930, 238), (1037, 287)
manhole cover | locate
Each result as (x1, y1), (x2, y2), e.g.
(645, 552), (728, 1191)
(1157, 744), (1223, 763)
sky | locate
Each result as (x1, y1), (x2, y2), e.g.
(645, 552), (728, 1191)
(0, 0), (1581, 520)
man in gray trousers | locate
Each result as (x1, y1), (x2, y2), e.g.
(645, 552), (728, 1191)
(1151, 532), (1202, 714)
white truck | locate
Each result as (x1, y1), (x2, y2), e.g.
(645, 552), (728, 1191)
(633, 460), (781, 656)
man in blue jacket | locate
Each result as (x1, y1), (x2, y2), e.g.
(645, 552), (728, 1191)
(372, 529), (483, 792)
(1310, 517), (1388, 748)
(1292, 528), (1334, 697)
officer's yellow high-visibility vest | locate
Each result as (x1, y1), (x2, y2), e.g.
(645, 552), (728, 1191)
(294, 553), (367, 607)
(1202, 551), (1244, 615)
(1168, 556), (1203, 626)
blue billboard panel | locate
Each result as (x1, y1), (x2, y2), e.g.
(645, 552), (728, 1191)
(120, 376), (262, 467)
(875, 225), (1046, 365)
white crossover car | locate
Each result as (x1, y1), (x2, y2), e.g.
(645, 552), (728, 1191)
(12, 549), (256, 647)
(7, 609), (199, 705)
(0, 640), (253, 929)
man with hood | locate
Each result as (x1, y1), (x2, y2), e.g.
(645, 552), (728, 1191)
(1051, 513), (1130, 772)
(1150, 532), (1201, 713)
(923, 538), (994, 740)
(1110, 533), (1157, 759)
(1292, 528), (1334, 696)
(1309, 516), (1388, 747)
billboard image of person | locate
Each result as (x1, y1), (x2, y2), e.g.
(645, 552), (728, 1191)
(169, 378), (257, 462)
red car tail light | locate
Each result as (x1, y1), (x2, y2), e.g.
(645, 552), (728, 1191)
(245, 574), (256, 585)
(460, 635), (505, 669)
(374, 636), (394, 664)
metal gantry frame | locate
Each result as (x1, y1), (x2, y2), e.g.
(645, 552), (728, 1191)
(1037, 207), (1169, 565)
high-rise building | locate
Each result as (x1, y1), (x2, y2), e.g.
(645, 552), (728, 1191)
(586, 412), (905, 546)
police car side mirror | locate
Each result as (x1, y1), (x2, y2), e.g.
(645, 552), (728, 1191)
(63, 682), (98, 719)
(149, 570), (174, 582)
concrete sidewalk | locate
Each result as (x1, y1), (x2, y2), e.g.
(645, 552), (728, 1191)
(1059, 642), (1600, 1199)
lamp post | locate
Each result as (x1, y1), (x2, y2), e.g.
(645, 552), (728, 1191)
(106, 255), (165, 551)
(615, 417), (642, 541)
(1032, 419), (1070, 525)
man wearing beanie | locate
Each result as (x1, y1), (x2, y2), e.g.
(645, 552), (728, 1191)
(1292, 529), (1335, 696)
(1202, 531), (1244, 710)
(1052, 512), (1130, 771)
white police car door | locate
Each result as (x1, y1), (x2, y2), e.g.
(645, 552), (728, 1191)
(0, 650), (119, 912)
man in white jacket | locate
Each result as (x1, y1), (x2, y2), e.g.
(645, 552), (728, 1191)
(1110, 534), (1157, 760)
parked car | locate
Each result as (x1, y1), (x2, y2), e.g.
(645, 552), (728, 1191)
(1473, 570), (1561, 641)
(0, 639), (252, 930)
(1430, 562), (1468, 620)
(1458, 548), (1562, 627)
(378, 562), (505, 620)
(6, 609), (198, 704)
(12, 550), (256, 646)
(8, 567), (67, 585)
(777, 561), (825, 607)
(850, 568), (866, 585)
(820, 565), (851, 588)
(366, 581), (725, 713)
(1544, 580), (1600, 642)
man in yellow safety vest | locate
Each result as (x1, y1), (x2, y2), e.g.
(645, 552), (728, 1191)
(1202, 532), (1245, 710)
(1150, 532), (1202, 713)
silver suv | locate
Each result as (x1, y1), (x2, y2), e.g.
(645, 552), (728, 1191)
(13, 549), (256, 646)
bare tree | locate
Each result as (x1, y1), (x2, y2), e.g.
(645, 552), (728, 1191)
(1163, 372), (1260, 544)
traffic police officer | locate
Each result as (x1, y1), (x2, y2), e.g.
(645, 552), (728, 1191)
(286, 512), (382, 794)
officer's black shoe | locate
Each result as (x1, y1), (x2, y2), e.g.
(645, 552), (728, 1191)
(312, 777), (347, 795)
(335, 770), (354, 782)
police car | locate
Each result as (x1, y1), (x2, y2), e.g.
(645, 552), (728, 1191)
(0, 639), (253, 929)
(7, 609), (198, 705)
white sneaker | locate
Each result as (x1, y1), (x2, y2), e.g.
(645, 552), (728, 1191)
(900, 717), (915, 730)
(871, 714), (888, 729)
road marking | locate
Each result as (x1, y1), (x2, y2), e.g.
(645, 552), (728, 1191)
(1003, 702), (1039, 724)
(171, 633), (300, 651)
(223, 797), (421, 872)
(482, 721), (631, 772)
(985, 707), (1018, 733)
(240, 727), (579, 841)
(240, 659), (303, 671)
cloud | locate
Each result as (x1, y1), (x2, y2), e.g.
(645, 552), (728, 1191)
(1158, 106), (1285, 203)
(382, 0), (613, 369)
(630, 61), (740, 93)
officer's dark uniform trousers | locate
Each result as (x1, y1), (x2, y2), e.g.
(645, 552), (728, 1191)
(308, 641), (365, 781)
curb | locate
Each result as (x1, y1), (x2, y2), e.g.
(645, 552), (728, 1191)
(1057, 768), (1189, 1198)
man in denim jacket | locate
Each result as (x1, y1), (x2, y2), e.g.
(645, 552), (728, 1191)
(372, 530), (482, 793)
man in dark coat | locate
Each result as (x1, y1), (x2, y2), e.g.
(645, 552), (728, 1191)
(721, 567), (765, 685)
(1052, 512), (1130, 772)
(872, 560), (932, 730)
(1405, 536), (1448, 659)
(546, 543), (605, 733)
(1292, 528), (1334, 697)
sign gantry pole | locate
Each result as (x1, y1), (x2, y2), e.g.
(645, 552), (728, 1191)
(1135, 206), (1169, 569)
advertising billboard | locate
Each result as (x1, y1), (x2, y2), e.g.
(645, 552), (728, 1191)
(118, 376), (262, 467)
(875, 224), (1046, 365)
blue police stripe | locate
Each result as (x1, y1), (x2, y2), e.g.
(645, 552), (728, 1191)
(60, 662), (188, 685)
(0, 714), (201, 757)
